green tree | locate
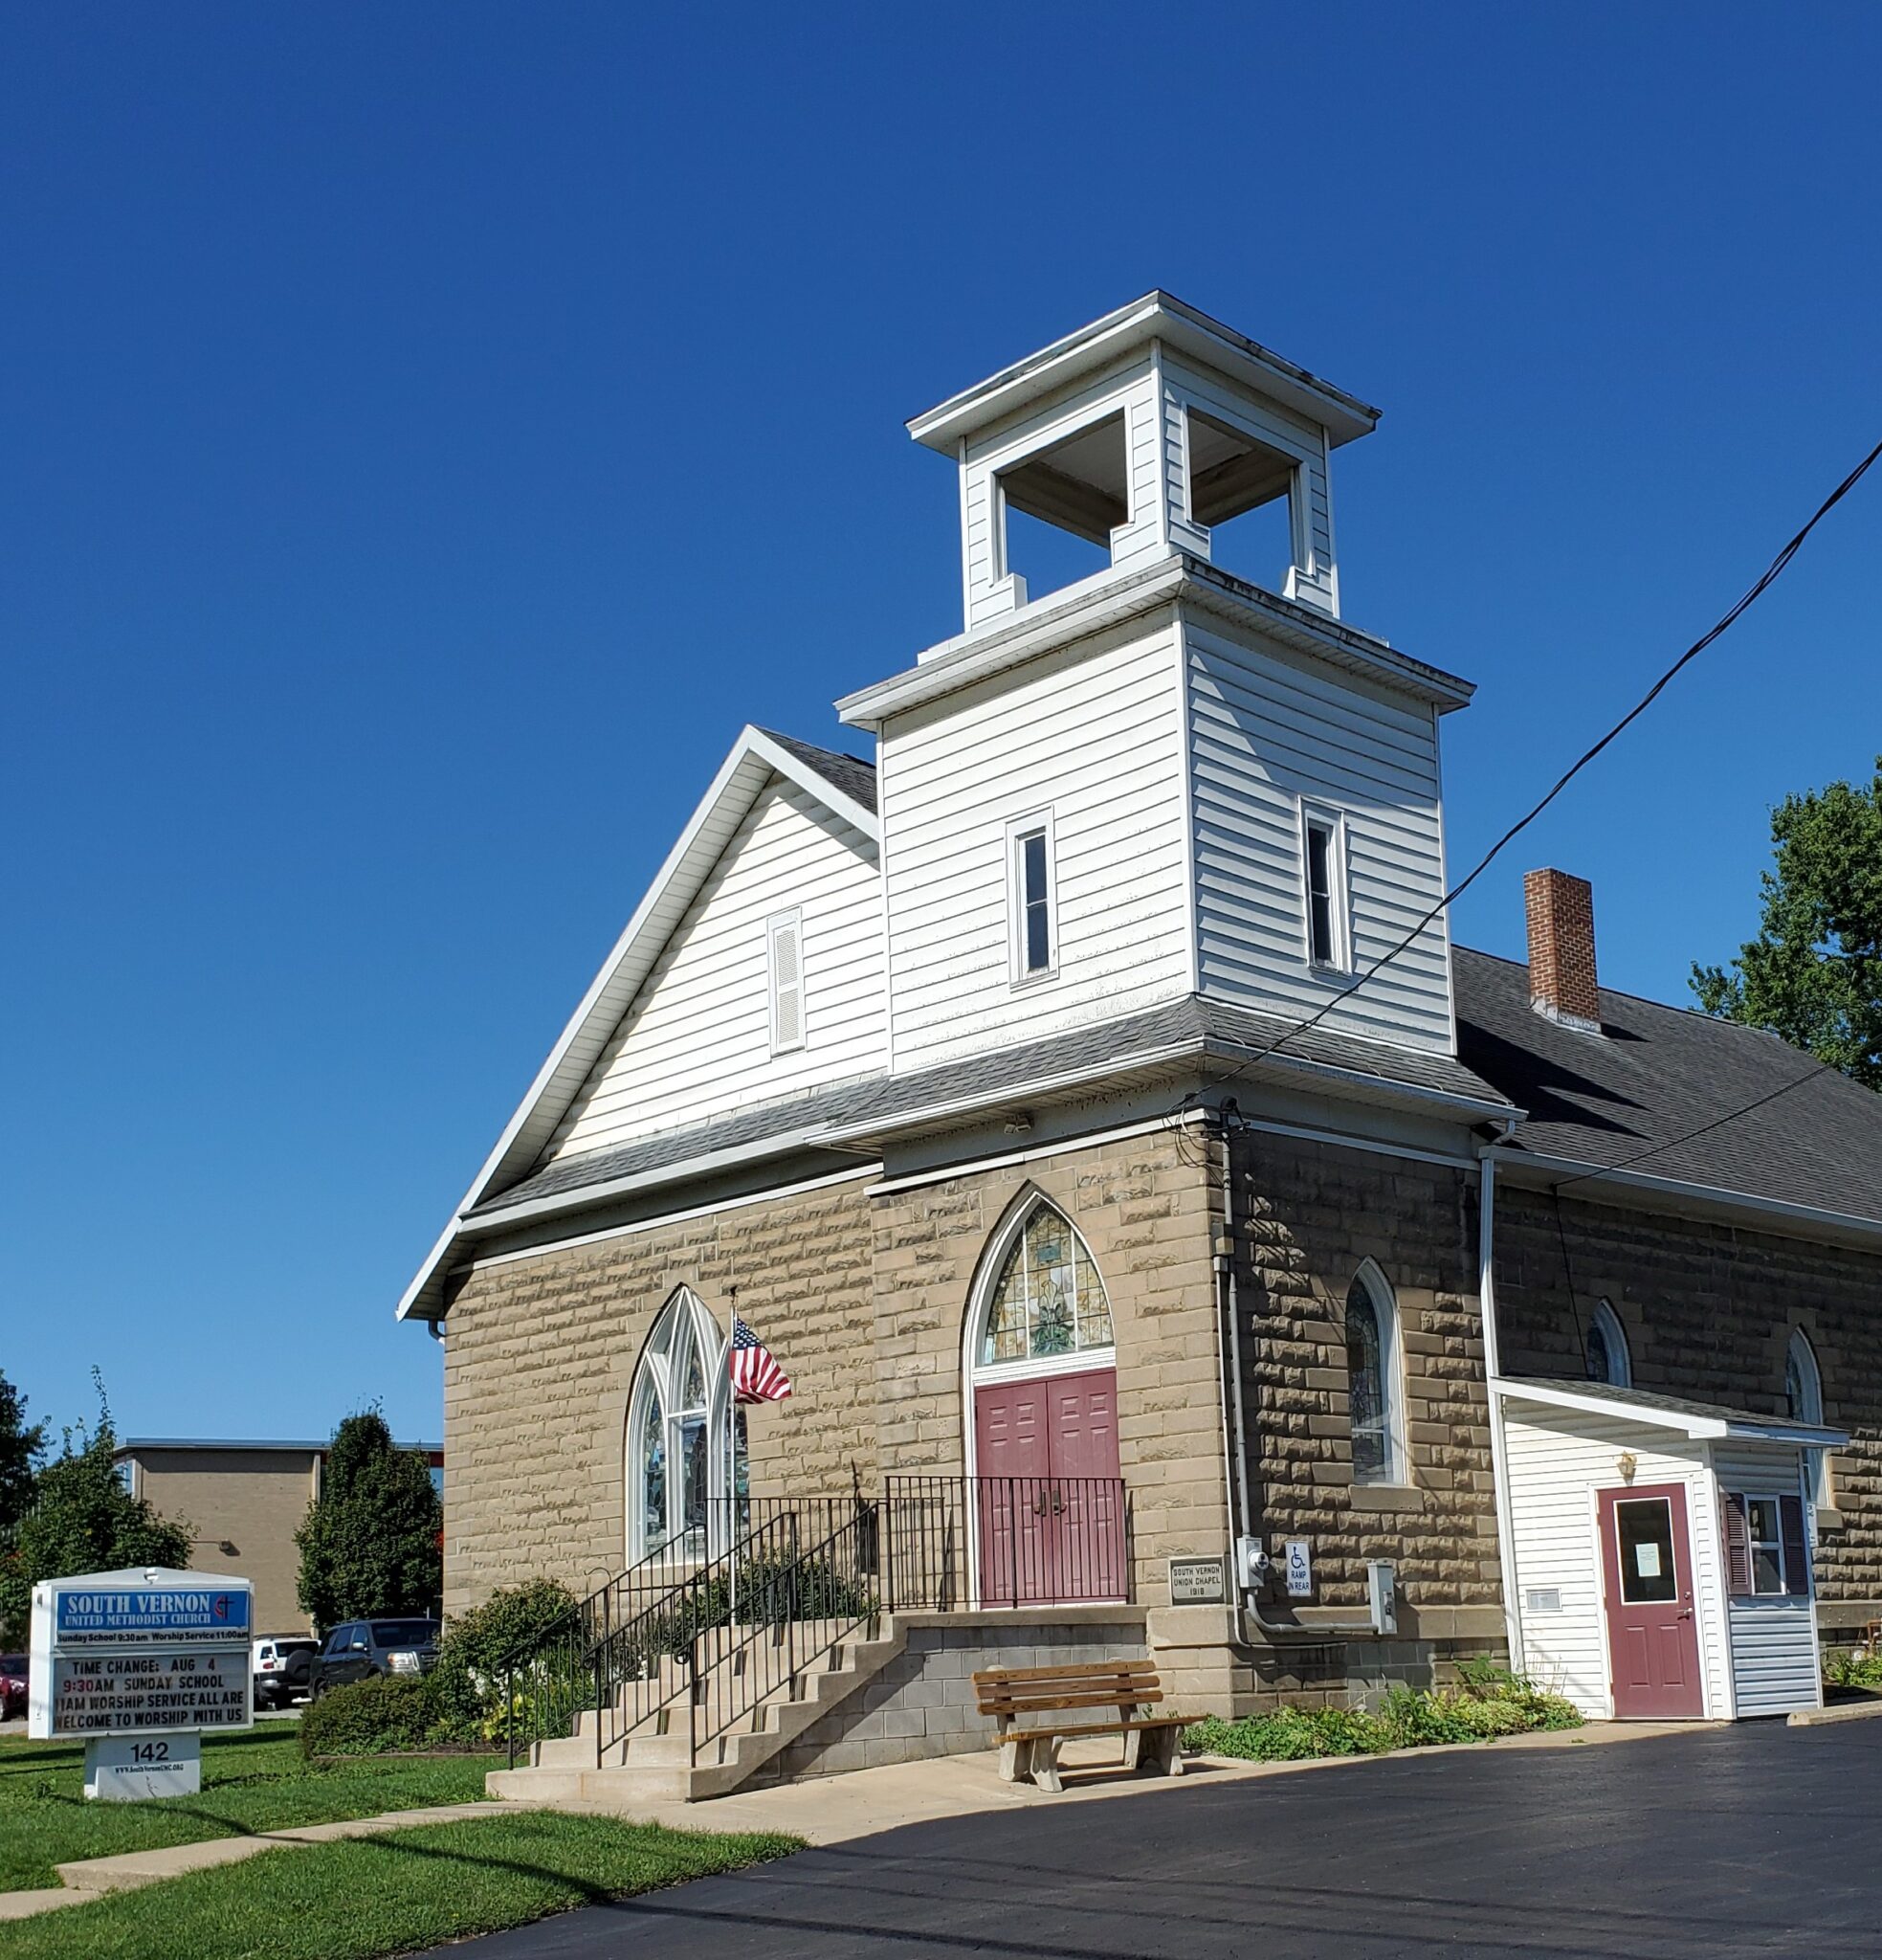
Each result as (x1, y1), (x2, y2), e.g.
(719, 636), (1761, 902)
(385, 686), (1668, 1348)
(1693, 760), (1882, 1090)
(0, 1370), (47, 1535)
(296, 1410), (442, 1631)
(0, 1377), (191, 1641)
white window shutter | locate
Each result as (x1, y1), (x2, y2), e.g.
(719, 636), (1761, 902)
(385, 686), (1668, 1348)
(769, 914), (803, 1052)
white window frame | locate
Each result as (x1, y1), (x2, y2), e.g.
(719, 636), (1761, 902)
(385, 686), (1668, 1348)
(1739, 1492), (1793, 1597)
(1299, 802), (1351, 975)
(1585, 1299), (1632, 1389)
(766, 907), (805, 1056)
(1345, 1258), (1407, 1487)
(1006, 811), (1058, 987)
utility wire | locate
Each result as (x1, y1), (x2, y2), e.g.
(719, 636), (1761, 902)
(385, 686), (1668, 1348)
(1191, 432), (1882, 1106)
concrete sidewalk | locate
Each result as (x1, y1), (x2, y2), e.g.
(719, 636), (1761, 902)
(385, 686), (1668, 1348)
(542, 1713), (1702, 1845)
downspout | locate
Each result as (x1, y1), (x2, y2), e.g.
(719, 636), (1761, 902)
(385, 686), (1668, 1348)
(1478, 1127), (1526, 1674)
(1222, 1113), (1378, 1641)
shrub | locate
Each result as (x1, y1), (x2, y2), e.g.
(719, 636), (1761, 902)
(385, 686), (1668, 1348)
(1184, 1666), (1580, 1764)
(1823, 1647), (1882, 1690)
(428, 1578), (580, 1742)
(300, 1674), (433, 1757)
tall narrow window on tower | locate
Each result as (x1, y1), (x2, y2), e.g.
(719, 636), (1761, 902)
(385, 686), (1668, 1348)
(1007, 813), (1056, 982)
(1301, 807), (1348, 971)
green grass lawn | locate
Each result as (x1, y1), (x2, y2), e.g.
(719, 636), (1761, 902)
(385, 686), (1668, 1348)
(4, 1811), (802, 1960)
(0, 1726), (502, 1893)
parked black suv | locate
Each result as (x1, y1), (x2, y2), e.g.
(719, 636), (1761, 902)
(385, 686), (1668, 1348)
(309, 1618), (441, 1698)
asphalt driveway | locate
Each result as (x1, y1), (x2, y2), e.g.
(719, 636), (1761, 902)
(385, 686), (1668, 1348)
(448, 1720), (1882, 1959)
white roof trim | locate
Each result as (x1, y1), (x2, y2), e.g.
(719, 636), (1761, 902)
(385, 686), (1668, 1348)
(907, 292), (1381, 453)
(1493, 1376), (1849, 1448)
(396, 726), (878, 1322)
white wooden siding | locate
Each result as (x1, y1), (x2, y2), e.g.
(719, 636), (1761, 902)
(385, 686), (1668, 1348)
(1502, 1401), (1730, 1721)
(1185, 619), (1455, 1053)
(881, 624), (1192, 1071)
(544, 778), (883, 1162)
(1713, 1443), (1823, 1717)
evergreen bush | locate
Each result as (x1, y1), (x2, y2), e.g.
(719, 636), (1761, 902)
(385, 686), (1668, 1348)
(299, 1675), (434, 1757)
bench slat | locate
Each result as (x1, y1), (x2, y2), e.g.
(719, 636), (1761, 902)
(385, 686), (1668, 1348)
(979, 1690), (1165, 1715)
(972, 1669), (1160, 1685)
(998, 1715), (1189, 1737)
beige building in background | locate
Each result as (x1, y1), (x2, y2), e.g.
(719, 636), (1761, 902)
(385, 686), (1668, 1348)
(115, 1438), (444, 1636)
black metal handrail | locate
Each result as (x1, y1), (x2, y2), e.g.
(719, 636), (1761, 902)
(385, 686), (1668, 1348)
(497, 1474), (1130, 1769)
(685, 1502), (880, 1764)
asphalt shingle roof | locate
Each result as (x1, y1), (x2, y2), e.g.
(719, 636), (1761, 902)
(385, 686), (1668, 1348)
(1452, 946), (1882, 1226)
(1496, 1376), (1847, 1439)
(476, 993), (1507, 1217)
(760, 729), (877, 813)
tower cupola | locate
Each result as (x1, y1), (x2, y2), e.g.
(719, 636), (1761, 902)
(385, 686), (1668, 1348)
(908, 291), (1379, 635)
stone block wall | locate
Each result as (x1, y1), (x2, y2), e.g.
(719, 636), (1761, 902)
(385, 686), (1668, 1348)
(439, 1173), (877, 1619)
(753, 1612), (1149, 1782)
(1495, 1185), (1882, 1628)
(867, 1126), (1228, 1606)
(1229, 1133), (1501, 1662)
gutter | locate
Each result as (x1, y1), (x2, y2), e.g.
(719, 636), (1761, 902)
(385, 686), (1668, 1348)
(1483, 1145), (1882, 1252)
(1478, 1122), (1527, 1676)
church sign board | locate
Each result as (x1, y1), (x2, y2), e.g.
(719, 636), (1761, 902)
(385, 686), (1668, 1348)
(29, 1569), (253, 1800)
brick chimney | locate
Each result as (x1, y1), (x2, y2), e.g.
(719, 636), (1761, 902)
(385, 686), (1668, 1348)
(1524, 868), (1602, 1034)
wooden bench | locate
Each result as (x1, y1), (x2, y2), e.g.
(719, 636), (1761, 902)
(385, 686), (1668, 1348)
(971, 1659), (1188, 1793)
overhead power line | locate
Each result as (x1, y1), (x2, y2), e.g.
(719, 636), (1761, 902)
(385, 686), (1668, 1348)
(1191, 432), (1882, 1111)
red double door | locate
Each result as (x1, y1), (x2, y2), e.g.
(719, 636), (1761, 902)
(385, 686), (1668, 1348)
(1598, 1482), (1705, 1719)
(972, 1368), (1124, 1605)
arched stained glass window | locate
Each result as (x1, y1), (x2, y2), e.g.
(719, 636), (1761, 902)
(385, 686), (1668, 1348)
(1585, 1300), (1631, 1389)
(626, 1289), (747, 1563)
(1345, 1263), (1403, 1487)
(1786, 1329), (1828, 1511)
(978, 1202), (1114, 1368)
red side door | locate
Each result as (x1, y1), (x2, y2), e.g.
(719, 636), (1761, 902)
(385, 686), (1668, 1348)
(974, 1369), (1121, 1605)
(1598, 1482), (1705, 1719)
(1043, 1370), (1125, 1601)
(973, 1377), (1052, 1605)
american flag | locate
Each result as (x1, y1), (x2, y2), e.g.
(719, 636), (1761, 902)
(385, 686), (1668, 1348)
(730, 1316), (791, 1403)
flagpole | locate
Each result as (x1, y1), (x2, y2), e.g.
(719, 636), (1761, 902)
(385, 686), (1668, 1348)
(726, 1321), (738, 1627)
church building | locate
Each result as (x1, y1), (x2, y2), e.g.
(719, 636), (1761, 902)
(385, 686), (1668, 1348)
(402, 296), (1882, 1786)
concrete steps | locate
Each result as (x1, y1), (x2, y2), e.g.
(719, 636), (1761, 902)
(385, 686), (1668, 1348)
(488, 1618), (907, 1805)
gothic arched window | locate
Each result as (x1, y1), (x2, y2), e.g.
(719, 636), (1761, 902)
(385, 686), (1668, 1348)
(1345, 1262), (1404, 1486)
(977, 1202), (1115, 1370)
(626, 1289), (746, 1563)
(1785, 1329), (1828, 1511)
(1585, 1300), (1631, 1389)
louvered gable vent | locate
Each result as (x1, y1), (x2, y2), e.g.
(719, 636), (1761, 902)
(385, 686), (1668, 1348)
(768, 909), (804, 1054)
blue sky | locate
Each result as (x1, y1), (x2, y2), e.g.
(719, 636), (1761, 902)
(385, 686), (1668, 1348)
(5, 5), (1879, 1447)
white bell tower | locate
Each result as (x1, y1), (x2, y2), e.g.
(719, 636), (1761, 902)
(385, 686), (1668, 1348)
(906, 291), (1379, 636)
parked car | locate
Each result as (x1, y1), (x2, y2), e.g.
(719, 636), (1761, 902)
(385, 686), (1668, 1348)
(309, 1618), (440, 1698)
(252, 1636), (320, 1710)
(0, 1653), (28, 1721)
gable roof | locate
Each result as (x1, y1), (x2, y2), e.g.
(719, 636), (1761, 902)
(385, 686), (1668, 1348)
(1453, 947), (1882, 1231)
(756, 729), (877, 813)
(400, 733), (1882, 1322)
(396, 725), (877, 1321)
